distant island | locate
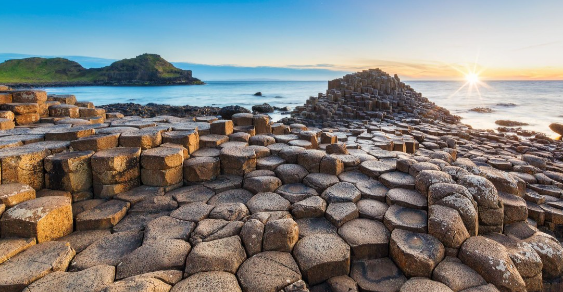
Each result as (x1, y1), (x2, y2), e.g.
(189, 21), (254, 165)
(0, 53), (204, 87)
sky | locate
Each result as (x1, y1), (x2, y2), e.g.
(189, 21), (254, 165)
(1, 0), (563, 80)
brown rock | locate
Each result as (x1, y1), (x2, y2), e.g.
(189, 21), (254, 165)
(22, 265), (115, 292)
(459, 236), (526, 292)
(183, 157), (220, 182)
(390, 228), (445, 277)
(172, 271), (242, 292)
(1, 196), (72, 242)
(293, 233), (350, 285)
(0, 241), (75, 292)
(0, 183), (36, 207)
(237, 251), (301, 292)
(75, 199), (130, 230)
(263, 218), (299, 252)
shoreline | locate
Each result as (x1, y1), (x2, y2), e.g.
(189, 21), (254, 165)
(0, 69), (562, 291)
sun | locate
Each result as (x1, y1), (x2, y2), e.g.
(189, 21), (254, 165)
(466, 73), (479, 84)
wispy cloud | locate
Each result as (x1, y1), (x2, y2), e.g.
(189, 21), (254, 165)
(511, 40), (563, 52)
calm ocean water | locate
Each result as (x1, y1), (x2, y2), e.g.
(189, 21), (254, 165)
(43, 80), (563, 135)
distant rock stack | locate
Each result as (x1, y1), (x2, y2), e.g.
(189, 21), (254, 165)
(290, 68), (459, 125)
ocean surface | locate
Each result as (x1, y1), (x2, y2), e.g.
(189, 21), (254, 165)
(43, 80), (563, 135)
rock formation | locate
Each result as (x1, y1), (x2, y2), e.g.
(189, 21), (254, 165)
(0, 69), (563, 292)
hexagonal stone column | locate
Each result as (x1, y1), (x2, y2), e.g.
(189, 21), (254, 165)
(91, 147), (141, 198)
(44, 151), (94, 202)
(0, 183), (36, 208)
(390, 229), (445, 278)
(0, 241), (75, 292)
(183, 157), (220, 183)
(0, 196), (73, 242)
(141, 146), (184, 187)
(293, 233), (350, 285)
(162, 130), (199, 154)
(219, 146), (256, 176)
(0, 146), (49, 190)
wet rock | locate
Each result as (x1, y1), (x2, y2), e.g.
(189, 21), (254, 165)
(252, 103), (274, 113)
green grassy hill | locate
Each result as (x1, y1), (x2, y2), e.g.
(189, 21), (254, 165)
(0, 53), (203, 86)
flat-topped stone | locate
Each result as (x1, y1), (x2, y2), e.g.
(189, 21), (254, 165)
(338, 218), (390, 260)
(75, 199), (130, 230)
(0, 241), (75, 292)
(1, 196), (72, 242)
(384, 205), (427, 233)
(172, 271), (242, 292)
(22, 264), (115, 292)
(69, 230), (143, 271)
(386, 188), (427, 209)
(0, 237), (36, 265)
(351, 257), (406, 292)
(293, 233), (350, 285)
(0, 183), (36, 207)
(390, 228), (445, 278)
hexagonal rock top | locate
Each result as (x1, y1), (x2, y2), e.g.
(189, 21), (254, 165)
(237, 251), (301, 292)
(0, 241), (75, 292)
(0, 183), (36, 208)
(338, 218), (390, 260)
(0, 196), (72, 243)
(292, 233), (350, 285)
(389, 228), (445, 278)
(172, 271), (242, 292)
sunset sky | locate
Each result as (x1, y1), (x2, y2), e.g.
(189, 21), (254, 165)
(1, 0), (562, 80)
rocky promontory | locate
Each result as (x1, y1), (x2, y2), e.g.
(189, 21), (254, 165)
(0, 54), (204, 87)
(0, 69), (562, 292)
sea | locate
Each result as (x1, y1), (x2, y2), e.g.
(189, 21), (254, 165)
(42, 80), (563, 136)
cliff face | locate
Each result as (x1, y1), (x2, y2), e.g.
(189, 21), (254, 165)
(0, 53), (203, 86)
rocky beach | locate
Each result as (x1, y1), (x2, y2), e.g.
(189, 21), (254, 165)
(0, 69), (562, 292)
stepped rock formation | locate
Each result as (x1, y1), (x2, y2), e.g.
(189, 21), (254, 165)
(0, 69), (563, 292)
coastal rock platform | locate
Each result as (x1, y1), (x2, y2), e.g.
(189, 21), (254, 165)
(0, 69), (563, 292)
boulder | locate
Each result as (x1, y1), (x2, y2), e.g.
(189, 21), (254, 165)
(399, 277), (453, 292)
(70, 231), (143, 271)
(428, 205), (470, 249)
(432, 257), (487, 291)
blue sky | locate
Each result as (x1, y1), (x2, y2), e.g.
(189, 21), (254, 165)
(1, 0), (562, 80)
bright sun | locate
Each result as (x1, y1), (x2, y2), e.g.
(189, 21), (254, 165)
(466, 73), (479, 84)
